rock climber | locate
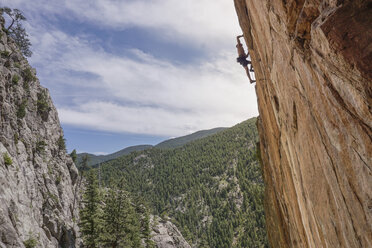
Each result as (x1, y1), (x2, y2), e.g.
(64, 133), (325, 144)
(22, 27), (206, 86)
(236, 35), (256, 83)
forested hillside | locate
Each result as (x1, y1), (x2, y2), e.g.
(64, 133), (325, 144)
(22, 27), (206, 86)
(155, 127), (226, 149)
(76, 145), (153, 166)
(96, 117), (268, 247)
(77, 127), (226, 167)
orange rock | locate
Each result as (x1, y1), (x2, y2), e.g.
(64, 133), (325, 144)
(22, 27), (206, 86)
(234, 0), (372, 247)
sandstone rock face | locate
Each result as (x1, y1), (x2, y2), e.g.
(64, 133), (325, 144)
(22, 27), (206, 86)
(234, 0), (371, 247)
(150, 216), (191, 248)
(0, 19), (79, 247)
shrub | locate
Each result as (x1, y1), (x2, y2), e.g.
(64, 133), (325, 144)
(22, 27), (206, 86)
(56, 175), (62, 185)
(37, 91), (50, 121)
(16, 99), (27, 119)
(57, 135), (66, 151)
(0, 50), (10, 57)
(12, 74), (20, 84)
(14, 62), (21, 68)
(23, 68), (35, 82)
(47, 192), (59, 204)
(37, 91), (49, 113)
(22, 81), (30, 93)
(36, 140), (47, 153)
(23, 237), (37, 248)
(3, 153), (12, 166)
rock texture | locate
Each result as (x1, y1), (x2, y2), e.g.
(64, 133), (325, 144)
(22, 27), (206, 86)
(0, 18), (79, 247)
(150, 216), (191, 248)
(234, 0), (371, 247)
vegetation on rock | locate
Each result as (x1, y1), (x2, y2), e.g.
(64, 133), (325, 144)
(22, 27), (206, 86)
(3, 152), (12, 166)
(22, 68), (35, 82)
(36, 90), (50, 121)
(23, 237), (37, 248)
(57, 135), (66, 151)
(35, 140), (46, 153)
(16, 99), (27, 119)
(12, 74), (20, 84)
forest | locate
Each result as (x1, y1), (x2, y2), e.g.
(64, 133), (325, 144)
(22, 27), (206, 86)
(80, 117), (268, 247)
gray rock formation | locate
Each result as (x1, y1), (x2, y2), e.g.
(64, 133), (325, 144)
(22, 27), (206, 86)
(0, 17), (79, 247)
(150, 216), (191, 248)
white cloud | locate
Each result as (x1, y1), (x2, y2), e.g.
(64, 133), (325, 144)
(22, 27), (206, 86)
(1, 0), (258, 137)
(58, 101), (245, 136)
(27, 26), (257, 136)
(2, 0), (241, 50)
(77, 150), (108, 156)
(91, 151), (108, 156)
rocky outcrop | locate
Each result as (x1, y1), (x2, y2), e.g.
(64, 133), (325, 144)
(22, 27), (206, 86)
(0, 18), (79, 247)
(234, 0), (371, 247)
(150, 216), (191, 248)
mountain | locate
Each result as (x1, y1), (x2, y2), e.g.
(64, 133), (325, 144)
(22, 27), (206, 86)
(155, 127), (226, 149)
(0, 17), (79, 247)
(97, 117), (268, 247)
(77, 145), (153, 166)
(234, 0), (371, 247)
(77, 127), (226, 167)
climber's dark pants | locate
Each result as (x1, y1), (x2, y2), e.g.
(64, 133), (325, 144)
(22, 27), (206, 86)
(236, 56), (250, 67)
(237, 56), (255, 84)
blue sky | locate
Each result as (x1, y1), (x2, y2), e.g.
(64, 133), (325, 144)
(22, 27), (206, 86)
(2, 0), (258, 155)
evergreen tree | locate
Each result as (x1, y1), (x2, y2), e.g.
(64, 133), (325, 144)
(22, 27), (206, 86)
(0, 7), (32, 57)
(100, 179), (142, 247)
(81, 154), (90, 172)
(70, 149), (77, 163)
(142, 212), (155, 248)
(135, 200), (155, 248)
(79, 171), (101, 248)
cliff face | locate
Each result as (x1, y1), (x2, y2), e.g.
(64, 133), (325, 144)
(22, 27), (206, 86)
(0, 20), (79, 247)
(234, 0), (371, 247)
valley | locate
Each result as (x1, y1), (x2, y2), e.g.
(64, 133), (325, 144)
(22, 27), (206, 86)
(82, 118), (268, 247)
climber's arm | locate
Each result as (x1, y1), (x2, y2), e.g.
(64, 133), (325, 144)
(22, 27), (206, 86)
(236, 35), (244, 43)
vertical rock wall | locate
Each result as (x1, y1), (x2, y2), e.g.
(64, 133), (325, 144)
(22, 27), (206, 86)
(234, 0), (371, 247)
(0, 18), (79, 247)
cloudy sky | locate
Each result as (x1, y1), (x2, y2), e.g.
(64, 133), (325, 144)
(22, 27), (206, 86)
(2, 0), (258, 154)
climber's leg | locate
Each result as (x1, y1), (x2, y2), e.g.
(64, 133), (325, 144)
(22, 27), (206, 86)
(244, 66), (256, 84)
(249, 64), (254, 72)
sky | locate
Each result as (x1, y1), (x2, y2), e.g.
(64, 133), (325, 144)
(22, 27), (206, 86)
(2, 0), (258, 155)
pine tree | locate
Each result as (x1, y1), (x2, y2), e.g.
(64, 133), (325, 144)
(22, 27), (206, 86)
(134, 199), (154, 247)
(0, 7), (32, 57)
(142, 212), (156, 248)
(100, 179), (142, 247)
(79, 171), (101, 248)
(81, 154), (90, 171)
(199, 232), (209, 248)
(70, 149), (77, 163)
